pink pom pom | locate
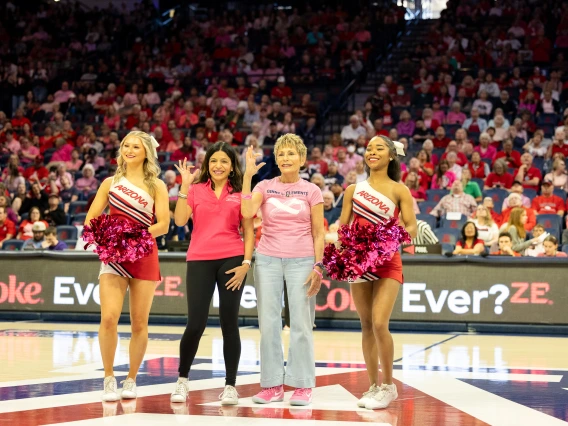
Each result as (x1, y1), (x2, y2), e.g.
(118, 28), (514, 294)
(82, 214), (154, 264)
(323, 217), (410, 281)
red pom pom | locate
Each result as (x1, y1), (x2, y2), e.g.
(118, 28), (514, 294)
(82, 214), (154, 264)
(323, 217), (410, 281)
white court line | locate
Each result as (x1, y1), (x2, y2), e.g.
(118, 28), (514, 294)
(393, 370), (568, 426)
(0, 367), (362, 414)
(55, 414), (386, 426)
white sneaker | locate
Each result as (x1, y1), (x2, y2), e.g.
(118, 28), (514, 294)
(219, 385), (239, 405)
(170, 378), (190, 403)
(365, 383), (398, 410)
(120, 378), (137, 399)
(102, 376), (119, 402)
(357, 383), (378, 407)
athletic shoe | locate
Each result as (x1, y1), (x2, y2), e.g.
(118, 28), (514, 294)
(102, 376), (119, 402)
(170, 378), (190, 403)
(120, 378), (137, 399)
(357, 383), (378, 407)
(289, 388), (312, 406)
(219, 385), (239, 405)
(365, 383), (398, 410)
(252, 385), (284, 404)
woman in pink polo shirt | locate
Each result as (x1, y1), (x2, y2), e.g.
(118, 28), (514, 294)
(242, 134), (325, 407)
(170, 142), (255, 406)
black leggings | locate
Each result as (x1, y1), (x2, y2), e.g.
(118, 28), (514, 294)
(178, 255), (245, 386)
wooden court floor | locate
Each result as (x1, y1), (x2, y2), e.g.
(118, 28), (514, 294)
(1, 321), (567, 425)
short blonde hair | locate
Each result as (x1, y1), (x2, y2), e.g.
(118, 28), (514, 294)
(274, 133), (307, 159)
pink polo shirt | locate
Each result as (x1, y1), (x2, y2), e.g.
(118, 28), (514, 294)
(253, 177), (323, 258)
(186, 181), (244, 261)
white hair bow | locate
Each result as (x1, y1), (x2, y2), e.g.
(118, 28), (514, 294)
(393, 141), (406, 156)
(149, 135), (160, 158)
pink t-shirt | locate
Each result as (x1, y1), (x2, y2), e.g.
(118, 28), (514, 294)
(253, 177), (323, 258)
(186, 181), (244, 261)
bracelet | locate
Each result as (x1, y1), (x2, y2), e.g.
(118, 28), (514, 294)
(242, 260), (252, 267)
(241, 193), (252, 200)
(312, 268), (323, 279)
(178, 193), (187, 199)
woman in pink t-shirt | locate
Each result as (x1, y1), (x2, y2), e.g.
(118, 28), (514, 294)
(170, 142), (255, 406)
(242, 134), (325, 406)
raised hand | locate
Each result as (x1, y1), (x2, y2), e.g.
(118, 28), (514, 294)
(244, 145), (266, 177)
(174, 159), (200, 188)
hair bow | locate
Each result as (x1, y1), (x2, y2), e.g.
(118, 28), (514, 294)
(149, 135), (159, 158)
(393, 141), (406, 157)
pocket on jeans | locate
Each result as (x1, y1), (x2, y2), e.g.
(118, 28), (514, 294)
(293, 256), (315, 266)
(254, 253), (273, 266)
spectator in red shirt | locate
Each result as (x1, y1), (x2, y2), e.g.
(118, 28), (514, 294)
(546, 128), (568, 159)
(307, 146), (329, 176)
(270, 76), (292, 100)
(432, 126), (451, 149)
(402, 157), (429, 190)
(484, 159), (514, 189)
(0, 206), (16, 249)
(441, 140), (468, 166)
(531, 180), (565, 216)
(530, 28), (552, 64)
(23, 155), (49, 184)
(171, 136), (197, 163)
(514, 153), (542, 190)
(11, 108), (31, 130)
(453, 222), (486, 255)
(494, 139), (522, 169)
(468, 151), (489, 179)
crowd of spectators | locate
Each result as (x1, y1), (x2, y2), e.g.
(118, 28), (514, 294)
(304, 0), (568, 256)
(0, 0), (405, 250)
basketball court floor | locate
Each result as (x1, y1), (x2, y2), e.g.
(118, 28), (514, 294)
(1, 321), (567, 425)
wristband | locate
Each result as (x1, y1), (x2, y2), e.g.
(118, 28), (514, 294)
(241, 193), (252, 200)
(312, 268), (323, 279)
(242, 260), (251, 267)
(178, 193), (187, 199)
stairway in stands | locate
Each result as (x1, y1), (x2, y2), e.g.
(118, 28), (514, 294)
(319, 18), (433, 144)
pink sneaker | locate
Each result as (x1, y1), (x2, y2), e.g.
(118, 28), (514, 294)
(289, 388), (312, 406)
(252, 385), (284, 404)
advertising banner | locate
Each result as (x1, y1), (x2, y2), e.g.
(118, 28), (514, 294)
(0, 254), (567, 325)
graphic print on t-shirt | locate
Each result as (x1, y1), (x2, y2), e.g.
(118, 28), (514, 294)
(266, 197), (305, 216)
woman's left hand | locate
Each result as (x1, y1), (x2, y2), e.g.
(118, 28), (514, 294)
(304, 269), (322, 298)
(225, 264), (250, 291)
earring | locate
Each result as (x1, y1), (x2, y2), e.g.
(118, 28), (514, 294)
(390, 158), (393, 161)
(229, 170), (235, 177)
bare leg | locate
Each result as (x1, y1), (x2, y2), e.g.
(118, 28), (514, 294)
(371, 279), (400, 385)
(99, 274), (128, 377)
(126, 279), (156, 379)
(351, 282), (379, 386)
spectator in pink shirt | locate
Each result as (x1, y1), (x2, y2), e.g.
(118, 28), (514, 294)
(446, 102), (467, 125)
(65, 149), (83, 171)
(142, 83), (161, 106)
(166, 130), (184, 153)
(19, 137), (39, 164)
(75, 164), (99, 195)
(4, 130), (21, 155)
(50, 137), (73, 163)
(474, 132), (497, 161)
(53, 81), (75, 104)
(432, 100), (446, 124)
(122, 84), (139, 106)
(103, 105), (121, 130)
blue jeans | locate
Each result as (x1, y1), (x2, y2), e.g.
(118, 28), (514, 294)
(254, 253), (316, 388)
